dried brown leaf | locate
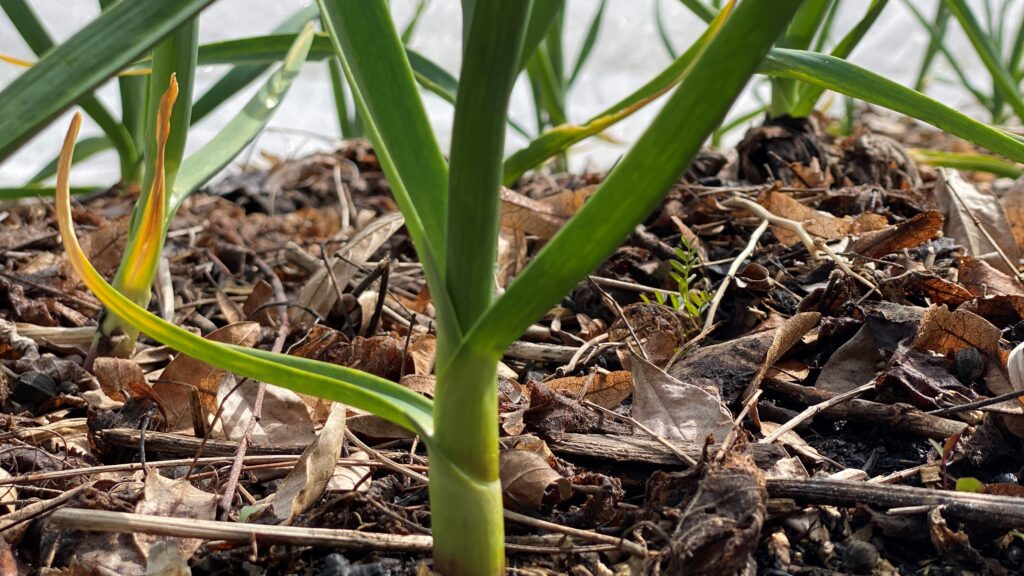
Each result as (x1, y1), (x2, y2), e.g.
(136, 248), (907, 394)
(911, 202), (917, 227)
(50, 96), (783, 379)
(912, 305), (1001, 360)
(631, 353), (733, 443)
(545, 371), (633, 409)
(289, 212), (404, 323)
(153, 322), (260, 433)
(852, 211), (943, 259)
(249, 403), (347, 524)
(958, 255), (1024, 297)
(743, 312), (819, 401)
(134, 470), (217, 559)
(759, 191), (887, 246)
(936, 169), (1021, 274)
(499, 449), (571, 513)
(217, 377), (315, 445)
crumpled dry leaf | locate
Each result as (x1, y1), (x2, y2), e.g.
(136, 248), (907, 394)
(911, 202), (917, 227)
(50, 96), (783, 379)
(217, 376), (315, 445)
(289, 212), (404, 323)
(249, 403), (347, 524)
(499, 448), (571, 513)
(647, 450), (766, 575)
(499, 186), (595, 240)
(143, 540), (190, 576)
(1002, 177), (1024, 251)
(743, 312), (819, 401)
(496, 228), (528, 289)
(936, 169), (1021, 274)
(817, 324), (882, 393)
(851, 211), (943, 259)
(668, 329), (776, 403)
(92, 357), (159, 406)
(912, 305), (1001, 361)
(0, 469), (16, 515)
(957, 255), (1024, 297)
(631, 352), (733, 444)
(608, 303), (687, 370)
(545, 371), (632, 409)
(134, 470), (217, 561)
(153, 322), (260, 433)
(759, 190), (887, 246)
(327, 450), (371, 492)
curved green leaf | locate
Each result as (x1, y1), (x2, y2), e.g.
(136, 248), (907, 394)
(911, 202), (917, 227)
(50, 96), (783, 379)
(54, 113), (433, 437)
(909, 148), (1023, 179)
(568, 0), (607, 87)
(760, 49), (1024, 163)
(502, 0), (736, 184)
(944, 0), (1024, 121)
(1, 0), (138, 179)
(0, 0), (215, 162)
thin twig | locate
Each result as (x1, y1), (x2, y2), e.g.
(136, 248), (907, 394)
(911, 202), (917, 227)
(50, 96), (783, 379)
(582, 400), (697, 467)
(760, 381), (876, 444)
(700, 219), (769, 336)
(503, 509), (647, 558)
(721, 196), (818, 256)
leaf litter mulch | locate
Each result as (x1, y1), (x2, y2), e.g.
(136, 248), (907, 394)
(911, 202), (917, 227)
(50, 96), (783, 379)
(4, 109), (1024, 575)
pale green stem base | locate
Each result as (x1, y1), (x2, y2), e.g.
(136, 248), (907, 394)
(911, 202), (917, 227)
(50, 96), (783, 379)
(429, 347), (503, 575)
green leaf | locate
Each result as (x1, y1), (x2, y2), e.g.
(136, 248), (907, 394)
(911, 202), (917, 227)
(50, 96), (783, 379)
(53, 114), (433, 437)
(30, 135), (112, 184)
(192, 5), (317, 124)
(655, 0), (679, 59)
(944, 0), (1024, 121)
(908, 148), (1024, 179)
(760, 49), (1024, 164)
(1, 0), (139, 181)
(568, 0), (606, 87)
(0, 185), (99, 200)
(170, 23), (316, 215)
(519, 0), (564, 71)
(467, 0), (805, 357)
(956, 477), (986, 493)
(676, 0), (716, 23)
(318, 1), (448, 268)
(503, 1), (735, 184)
(317, 0), (460, 354)
(0, 0), (216, 163)
(400, 0), (431, 44)
(792, 0), (890, 115)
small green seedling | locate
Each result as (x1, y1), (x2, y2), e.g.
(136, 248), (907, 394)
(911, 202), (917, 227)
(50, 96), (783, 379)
(641, 239), (712, 323)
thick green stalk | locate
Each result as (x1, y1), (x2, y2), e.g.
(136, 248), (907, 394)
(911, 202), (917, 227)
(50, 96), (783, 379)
(101, 20), (198, 358)
(433, 2), (532, 574)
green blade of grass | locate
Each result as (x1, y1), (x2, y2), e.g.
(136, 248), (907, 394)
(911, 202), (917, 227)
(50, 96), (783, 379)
(568, 0), (607, 87)
(317, 0), (460, 354)
(400, 0), (431, 44)
(914, 1), (950, 92)
(192, 5), (316, 125)
(771, 0), (832, 116)
(98, 0), (145, 183)
(0, 0), (216, 163)
(170, 23), (316, 215)
(760, 49), (1024, 163)
(520, 0), (564, 71)
(30, 135), (112, 183)
(0, 185), (99, 200)
(908, 148), (1024, 178)
(1, 0), (138, 181)
(811, 0), (842, 52)
(317, 1), (448, 269)
(943, 0), (1024, 121)
(676, 0), (716, 23)
(900, 0), (991, 110)
(792, 0), (890, 115)
(467, 0), (804, 357)
(503, 1), (736, 184)
(141, 19), (198, 201)
(655, 0), (679, 59)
